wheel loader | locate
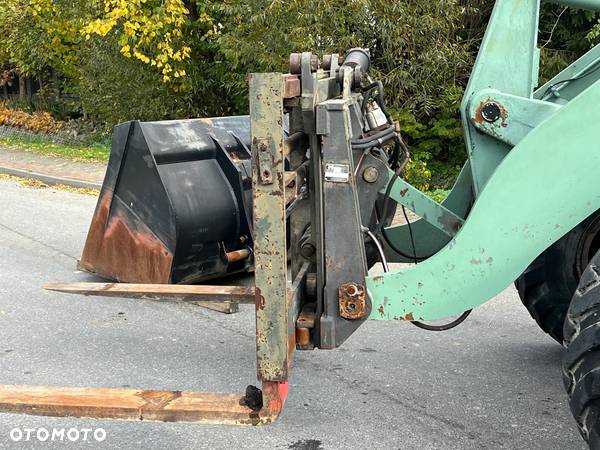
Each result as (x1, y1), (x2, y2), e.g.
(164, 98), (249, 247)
(1, 0), (600, 447)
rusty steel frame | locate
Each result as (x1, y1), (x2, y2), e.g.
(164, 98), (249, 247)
(250, 73), (291, 382)
(0, 73), (301, 425)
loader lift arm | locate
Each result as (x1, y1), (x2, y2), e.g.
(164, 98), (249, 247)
(368, 0), (600, 321)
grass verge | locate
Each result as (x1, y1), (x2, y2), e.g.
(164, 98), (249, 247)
(0, 135), (109, 163)
(0, 173), (100, 196)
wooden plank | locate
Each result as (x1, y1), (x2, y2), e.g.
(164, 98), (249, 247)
(44, 282), (255, 304)
(0, 384), (271, 424)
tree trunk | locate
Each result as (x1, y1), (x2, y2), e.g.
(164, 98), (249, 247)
(26, 77), (32, 100)
(18, 74), (25, 100)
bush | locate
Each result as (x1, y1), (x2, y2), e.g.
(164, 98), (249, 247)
(0, 101), (65, 134)
(32, 83), (83, 122)
(394, 86), (466, 189)
(73, 39), (195, 129)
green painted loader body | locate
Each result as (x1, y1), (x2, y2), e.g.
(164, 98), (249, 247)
(368, 0), (600, 321)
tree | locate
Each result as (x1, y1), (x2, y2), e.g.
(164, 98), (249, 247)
(1, 0), (599, 188)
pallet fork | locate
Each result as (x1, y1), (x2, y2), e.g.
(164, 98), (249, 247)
(0, 74), (301, 425)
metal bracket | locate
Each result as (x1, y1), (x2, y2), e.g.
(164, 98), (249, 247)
(338, 283), (367, 320)
(256, 140), (275, 185)
(316, 97), (371, 348)
(468, 89), (562, 147)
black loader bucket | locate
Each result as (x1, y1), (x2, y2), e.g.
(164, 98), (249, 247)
(80, 116), (254, 284)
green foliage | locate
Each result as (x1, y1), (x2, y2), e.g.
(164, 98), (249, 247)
(74, 38), (194, 126)
(396, 87), (466, 189)
(32, 84), (81, 121)
(0, 0), (90, 77)
(427, 188), (450, 204)
(216, 0), (472, 115)
(1, 0), (600, 189)
(0, 1), (49, 75)
(538, 5), (600, 83)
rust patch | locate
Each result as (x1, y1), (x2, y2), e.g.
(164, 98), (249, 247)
(394, 312), (414, 321)
(473, 100), (487, 125)
(282, 74), (301, 99)
(288, 320), (297, 362)
(295, 328), (310, 348)
(261, 381), (288, 417)
(399, 188), (409, 197)
(80, 192), (173, 283)
(255, 286), (266, 310)
(377, 305), (385, 317)
(226, 248), (251, 264)
(438, 211), (463, 236)
(338, 282), (367, 320)
(473, 98), (508, 131)
(296, 308), (315, 328)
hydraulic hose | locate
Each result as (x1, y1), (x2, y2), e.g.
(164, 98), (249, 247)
(351, 126), (395, 145)
(372, 135), (471, 331)
(361, 81), (393, 123)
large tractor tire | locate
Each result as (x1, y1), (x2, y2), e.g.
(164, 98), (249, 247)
(516, 211), (600, 343)
(563, 249), (600, 448)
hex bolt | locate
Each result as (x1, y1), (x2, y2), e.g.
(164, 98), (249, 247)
(346, 284), (359, 297)
(481, 102), (502, 123)
(363, 166), (379, 183)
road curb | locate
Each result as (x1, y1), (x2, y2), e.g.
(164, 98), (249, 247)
(0, 165), (102, 190)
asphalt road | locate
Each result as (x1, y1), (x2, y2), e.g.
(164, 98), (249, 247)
(0, 177), (586, 449)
